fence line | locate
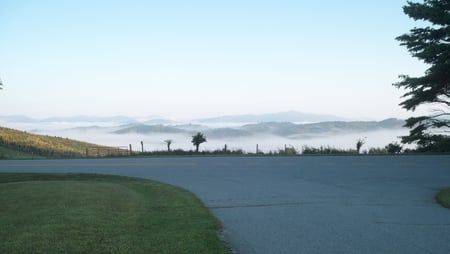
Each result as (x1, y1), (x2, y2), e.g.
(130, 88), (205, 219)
(85, 146), (130, 157)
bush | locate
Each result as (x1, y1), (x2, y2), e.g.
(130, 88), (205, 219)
(368, 147), (388, 154)
(386, 142), (402, 154)
(301, 145), (356, 155)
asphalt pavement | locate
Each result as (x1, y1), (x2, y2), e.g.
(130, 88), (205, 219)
(1, 156), (449, 253)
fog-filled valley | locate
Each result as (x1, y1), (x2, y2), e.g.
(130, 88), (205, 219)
(0, 112), (409, 153)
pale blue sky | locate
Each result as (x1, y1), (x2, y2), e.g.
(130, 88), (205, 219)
(0, 0), (428, 120)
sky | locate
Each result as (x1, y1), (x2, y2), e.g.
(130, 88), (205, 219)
(0, 0), (431, 121)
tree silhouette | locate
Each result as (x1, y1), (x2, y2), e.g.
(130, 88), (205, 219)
(191, 133), (206, 152)
(164, 139), (172, 152)
(356, 138), (365, 154)
(394, 0), (450, 148)
(386, 142), (402, 154)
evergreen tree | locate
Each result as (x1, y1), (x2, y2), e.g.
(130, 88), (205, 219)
(394, 0), (450, 149)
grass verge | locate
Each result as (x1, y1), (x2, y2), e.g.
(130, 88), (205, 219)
(436, 188), (450, 209)
(0, 173), (227, 254)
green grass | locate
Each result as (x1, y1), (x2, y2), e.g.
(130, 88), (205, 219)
(0, 173), (227, 254)
(0, 127), (128, 158)
(436, 188), (450, 209)
(0, 146), (44, 159)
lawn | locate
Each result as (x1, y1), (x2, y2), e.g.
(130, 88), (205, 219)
(436, 188), (450, 209)
(0, 173), (227, 254)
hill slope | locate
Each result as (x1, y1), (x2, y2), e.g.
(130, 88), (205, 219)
(0, 127), (124, 159)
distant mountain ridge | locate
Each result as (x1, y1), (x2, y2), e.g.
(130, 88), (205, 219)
(0, 113), (405, 140)
(114, 124), (185, 134)
(240, 118), (404, 138)
(0, 115), (137, 123)
(0, 111), (345, 124)
(193, 111), (346, 123)
(112, 118), (405, 139)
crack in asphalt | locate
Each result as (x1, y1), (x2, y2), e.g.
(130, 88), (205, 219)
(208, 201), (315, 209)
(208, 201), (434, 210)
(374, 221), (450, 226)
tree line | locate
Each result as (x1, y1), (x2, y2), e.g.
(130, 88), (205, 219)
(138, 133), (420, 156)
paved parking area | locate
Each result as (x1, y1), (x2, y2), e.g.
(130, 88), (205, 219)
(1, 156), (449, 253)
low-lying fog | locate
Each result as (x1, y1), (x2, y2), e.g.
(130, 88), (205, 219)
(5, 121), (409, 153)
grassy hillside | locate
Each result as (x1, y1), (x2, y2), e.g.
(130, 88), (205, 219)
(0, 127), (127, 159)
